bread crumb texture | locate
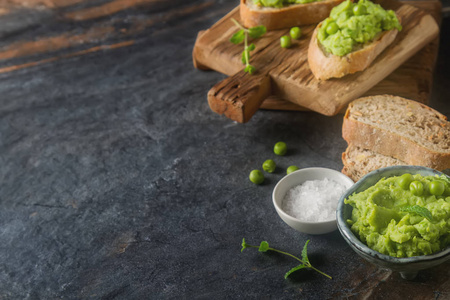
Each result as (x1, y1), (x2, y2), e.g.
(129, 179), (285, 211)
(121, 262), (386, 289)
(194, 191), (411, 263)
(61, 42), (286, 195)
(350, 95), (450, 153)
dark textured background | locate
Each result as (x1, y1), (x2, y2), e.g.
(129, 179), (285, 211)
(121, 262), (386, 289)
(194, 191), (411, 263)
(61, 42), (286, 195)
(0, 0), (449, 299)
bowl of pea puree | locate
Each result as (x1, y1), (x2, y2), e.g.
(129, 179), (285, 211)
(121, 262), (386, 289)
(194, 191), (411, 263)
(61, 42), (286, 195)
(336, 165), (450, 280)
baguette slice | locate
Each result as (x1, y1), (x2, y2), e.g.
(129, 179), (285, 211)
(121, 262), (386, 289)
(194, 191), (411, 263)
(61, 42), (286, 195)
(342, 144), (409, 182)
(240, 0), (345, 30)
(342, 95), (450, 171)
(308, 20), (400, 80)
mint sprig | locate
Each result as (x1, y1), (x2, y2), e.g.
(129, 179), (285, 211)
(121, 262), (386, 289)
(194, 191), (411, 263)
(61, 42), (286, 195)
(230, 19), (266, 75)
(400, 205), (433, 221)
(241, 238), (332, 280)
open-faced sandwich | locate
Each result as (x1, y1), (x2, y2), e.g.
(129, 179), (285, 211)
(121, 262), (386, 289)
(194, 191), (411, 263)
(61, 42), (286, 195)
(308, 0), (402, 80)
(240, 0), (345, 30)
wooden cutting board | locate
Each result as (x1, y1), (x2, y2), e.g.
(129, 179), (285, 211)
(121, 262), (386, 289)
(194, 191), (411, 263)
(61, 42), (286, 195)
(260, 0), (442, 112)
(193, 0), (440, 123)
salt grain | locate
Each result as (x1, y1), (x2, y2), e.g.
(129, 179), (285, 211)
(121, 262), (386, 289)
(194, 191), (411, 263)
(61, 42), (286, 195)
(282, 178), (346, 222)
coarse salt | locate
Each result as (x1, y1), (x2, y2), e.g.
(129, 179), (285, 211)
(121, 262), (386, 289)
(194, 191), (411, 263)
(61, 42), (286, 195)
(282, 178), (346, 222)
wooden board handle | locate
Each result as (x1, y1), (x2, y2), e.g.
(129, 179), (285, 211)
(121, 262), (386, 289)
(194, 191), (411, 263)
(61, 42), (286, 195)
(207, 70), (271, 123)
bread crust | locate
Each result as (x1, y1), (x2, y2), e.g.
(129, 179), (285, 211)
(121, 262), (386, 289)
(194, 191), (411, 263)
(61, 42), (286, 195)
(240, 0), (345, 30)
(342, 95), (450, 171)
(341, 147), (360, 182)
(308, 20), (400, 80)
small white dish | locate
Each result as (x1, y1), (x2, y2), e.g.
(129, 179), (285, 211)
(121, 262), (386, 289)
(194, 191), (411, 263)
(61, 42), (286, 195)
(272, 167), (354, 235)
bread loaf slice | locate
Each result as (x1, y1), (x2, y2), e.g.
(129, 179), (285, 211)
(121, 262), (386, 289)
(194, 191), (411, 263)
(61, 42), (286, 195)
(240, 0), (344, 30)
(308, 22), (399, 80)
(342, 95), (450, 171)
(342, 144), (408, 181)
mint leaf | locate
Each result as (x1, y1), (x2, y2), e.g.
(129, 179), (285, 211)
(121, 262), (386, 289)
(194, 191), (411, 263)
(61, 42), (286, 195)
(284, 264), (307, 279)
(230, 19), (266, 75)
(400, 205), (433, 221)
(248, 26), (267, 39)
(241, 50), (249, 65)
(259, 241), (269, 252)
(230, 30), (245, 44)
(244, 65), (256, 75)
(240, 239), (332, 280)
(241, 44), (256, 64)
(301, 240), (310, 264)
(241, 238), (248, 252)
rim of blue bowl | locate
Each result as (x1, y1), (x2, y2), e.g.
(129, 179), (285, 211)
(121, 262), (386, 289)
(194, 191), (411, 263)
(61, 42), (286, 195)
(337, 165), (450, 264)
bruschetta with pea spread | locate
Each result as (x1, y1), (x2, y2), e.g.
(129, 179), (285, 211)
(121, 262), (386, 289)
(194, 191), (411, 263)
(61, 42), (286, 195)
(308, 0), (402, 80)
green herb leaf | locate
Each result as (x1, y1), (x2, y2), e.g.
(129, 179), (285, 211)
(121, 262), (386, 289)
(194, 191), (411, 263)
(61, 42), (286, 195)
(248, 25), (267, 39)
(244, 65), (256, 75)
(241, 50), (249, 65)
(241, 44), (256, 64)
(301, 240), (310, 264)
(240, 238), (331, 280)
(400, 205), (433, 221)
(230, 20), (266, 75)
(230, 29), (245, 44)
(284, 264), (307, 279)
(241, 238), (248, 252)
(259, 241), (269, 252)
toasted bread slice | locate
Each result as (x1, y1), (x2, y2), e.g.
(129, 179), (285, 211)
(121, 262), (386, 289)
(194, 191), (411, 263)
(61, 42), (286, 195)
(308, 21), (400, 80)
(240, 0), (345, 30)
(342, 95), (450, 171)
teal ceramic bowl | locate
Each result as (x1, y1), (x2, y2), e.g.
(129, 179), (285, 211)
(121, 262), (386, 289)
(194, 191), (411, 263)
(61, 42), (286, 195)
(336, 166), (450, 280)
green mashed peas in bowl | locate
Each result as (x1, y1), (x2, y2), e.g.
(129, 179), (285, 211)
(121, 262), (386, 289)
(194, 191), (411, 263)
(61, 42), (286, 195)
(336, 166), (450, 280)
(318, 0), (402, 56)
(345, 173), (450, 258)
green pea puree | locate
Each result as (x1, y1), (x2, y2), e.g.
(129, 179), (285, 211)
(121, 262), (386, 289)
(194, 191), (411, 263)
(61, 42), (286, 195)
(318, 0), (402, 56)
(345, 174), (450, 257)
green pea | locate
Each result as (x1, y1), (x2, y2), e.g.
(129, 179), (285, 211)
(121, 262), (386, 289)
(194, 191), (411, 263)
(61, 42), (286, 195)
(410, 181), (424, 196)
(326, 22), (339, 35)
(429, 180), (445, 196)
(274, 141), (287, 156)
(249, 170), (264, 185)
(353, 4), (367, 16)
(397, 173), (413, 190)
(262, 159), (276, 173)
(290, 27), (302, 40)
(287, 166), (299, 174)
(280, 35), (291, 48)
(317, 29), (327, 41)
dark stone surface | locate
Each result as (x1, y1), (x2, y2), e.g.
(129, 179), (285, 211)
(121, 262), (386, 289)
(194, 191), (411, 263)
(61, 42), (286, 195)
(0, 1), (449, 299)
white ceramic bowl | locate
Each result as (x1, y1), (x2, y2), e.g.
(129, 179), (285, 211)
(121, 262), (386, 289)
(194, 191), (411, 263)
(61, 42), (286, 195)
(272, 167), (354, 235)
